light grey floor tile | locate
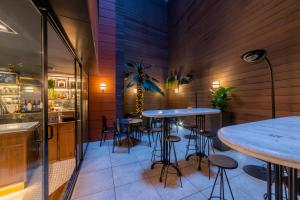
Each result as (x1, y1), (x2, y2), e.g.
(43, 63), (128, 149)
(150, 175), (198, 200)
(181, 191), (207, 200)
(112, 162), (147, 187)
(201, 173), (266, 200)
(115, 179), (161, 200)
(71, 188), (115, 200)
(110, 151), (140, 167)
(80, 153), (111, 174)
(72, 168), (114, 199)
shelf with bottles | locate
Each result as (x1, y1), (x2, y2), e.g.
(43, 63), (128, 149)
(48, 75), (76, 100)
(19, 99), (42, 113)
(0, 84), (20, 114)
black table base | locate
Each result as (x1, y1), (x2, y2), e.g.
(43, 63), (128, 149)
(150, 118), (182, 181)
(264, 163), (298, 200)
(185, 115), (208, 170)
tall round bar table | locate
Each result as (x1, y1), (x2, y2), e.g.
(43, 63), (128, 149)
(218, 116), (300, 200)
(143, 108), (221, 181)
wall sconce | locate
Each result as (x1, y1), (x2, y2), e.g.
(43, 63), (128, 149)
(133, 88), (137, 94)
(174, 88), (179, 93)
(99, 83), (106, 92)
(212, 81), (220, 89)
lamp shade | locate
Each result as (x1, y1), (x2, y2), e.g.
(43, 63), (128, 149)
(241, 49), (266, 64)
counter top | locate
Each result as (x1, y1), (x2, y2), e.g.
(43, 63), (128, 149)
(0, 122), (40, 134)
(218, 116), (300, 169)
(142, 108), (220, 118)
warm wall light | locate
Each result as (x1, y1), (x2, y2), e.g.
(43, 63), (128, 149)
(174, 88), (179, 93)
(212, 81), (220, 89)
(133, 88), (137, 94)
(99, 83), (106, 92)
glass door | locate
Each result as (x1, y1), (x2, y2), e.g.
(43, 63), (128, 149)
(75, 61), (82, 164)
(47, 22), (76, 199)
(0, 1), (45, 199)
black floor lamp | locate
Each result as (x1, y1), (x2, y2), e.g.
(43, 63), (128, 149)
(241, 49), (275, 180)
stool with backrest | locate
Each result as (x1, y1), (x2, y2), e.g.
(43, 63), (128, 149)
(100, 116), (115, 146)
(112, 118), (133, 153)
(138, 117), (153, 147)
(184, 122), (199, 158)
(208, 154), (238, 200)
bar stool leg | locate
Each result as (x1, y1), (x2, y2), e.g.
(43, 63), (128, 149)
(172, 142), (182, 187)
(224, 170), (235, 200)
(209, 168), (220, 199)
(164, 142), (172, 187)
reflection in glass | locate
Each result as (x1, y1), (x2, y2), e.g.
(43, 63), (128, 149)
(0, 1), (44, 199)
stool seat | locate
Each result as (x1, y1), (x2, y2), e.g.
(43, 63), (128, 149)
(209, 154), (238, 169)
(166, 135), (181, 142)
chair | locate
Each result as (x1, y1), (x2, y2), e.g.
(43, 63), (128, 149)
(208, 154), (238, 200)
(112, 118), (133, 153)
(138, 117), (153, 147)
(100, 116), (114, 146)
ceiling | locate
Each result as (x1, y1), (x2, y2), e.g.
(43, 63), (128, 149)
(0, 0), (95, 76)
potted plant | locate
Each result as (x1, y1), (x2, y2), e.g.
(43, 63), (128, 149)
(210, 86), (235, 150)
(124, 60), (164, 115)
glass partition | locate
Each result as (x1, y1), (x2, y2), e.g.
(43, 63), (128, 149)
(0, 1), (44, 199)
(47, 22), (76, 199)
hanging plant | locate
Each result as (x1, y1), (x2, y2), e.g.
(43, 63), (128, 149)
(166, 72), (192, 89)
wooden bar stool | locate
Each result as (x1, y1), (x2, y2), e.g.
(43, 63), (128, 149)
(208, 154), (238, 200)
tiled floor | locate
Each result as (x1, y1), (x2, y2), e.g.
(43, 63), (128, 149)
(71, 127), (267, 200)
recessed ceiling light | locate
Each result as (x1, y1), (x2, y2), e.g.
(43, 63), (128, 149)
(0, 19), (17, 34)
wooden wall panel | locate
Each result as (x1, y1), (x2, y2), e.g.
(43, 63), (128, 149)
(168, 0), (300, 124)
(116, 0), (169, 116)
(88, 0), (116, 141)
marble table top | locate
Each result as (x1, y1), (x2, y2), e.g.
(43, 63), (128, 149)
(218, 116), (300, 169)
(142, 108), (220, 118)
(0, 121), (40, 135)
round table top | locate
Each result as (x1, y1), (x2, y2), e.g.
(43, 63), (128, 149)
(142, 108), (220, 118)
(218, 116), (300, 169)
(120, 118), (143, 125)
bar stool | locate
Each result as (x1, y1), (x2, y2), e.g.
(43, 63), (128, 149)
(160, 135), (182, 188)
(185, 126), (199, 158)
(208, 154), (238, 200)
(151, 127), (162, 162)
(202, 131), (217, 178)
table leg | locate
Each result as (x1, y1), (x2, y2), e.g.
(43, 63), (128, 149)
(185, 115), (207, 170)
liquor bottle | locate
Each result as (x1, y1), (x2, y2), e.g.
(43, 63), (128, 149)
(27, 100), (32, 112)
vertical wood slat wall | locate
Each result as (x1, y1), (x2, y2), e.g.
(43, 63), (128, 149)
(116, 0), (169, 115)
(168, 0), (300, 123)
(88, 0), (116, 141)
